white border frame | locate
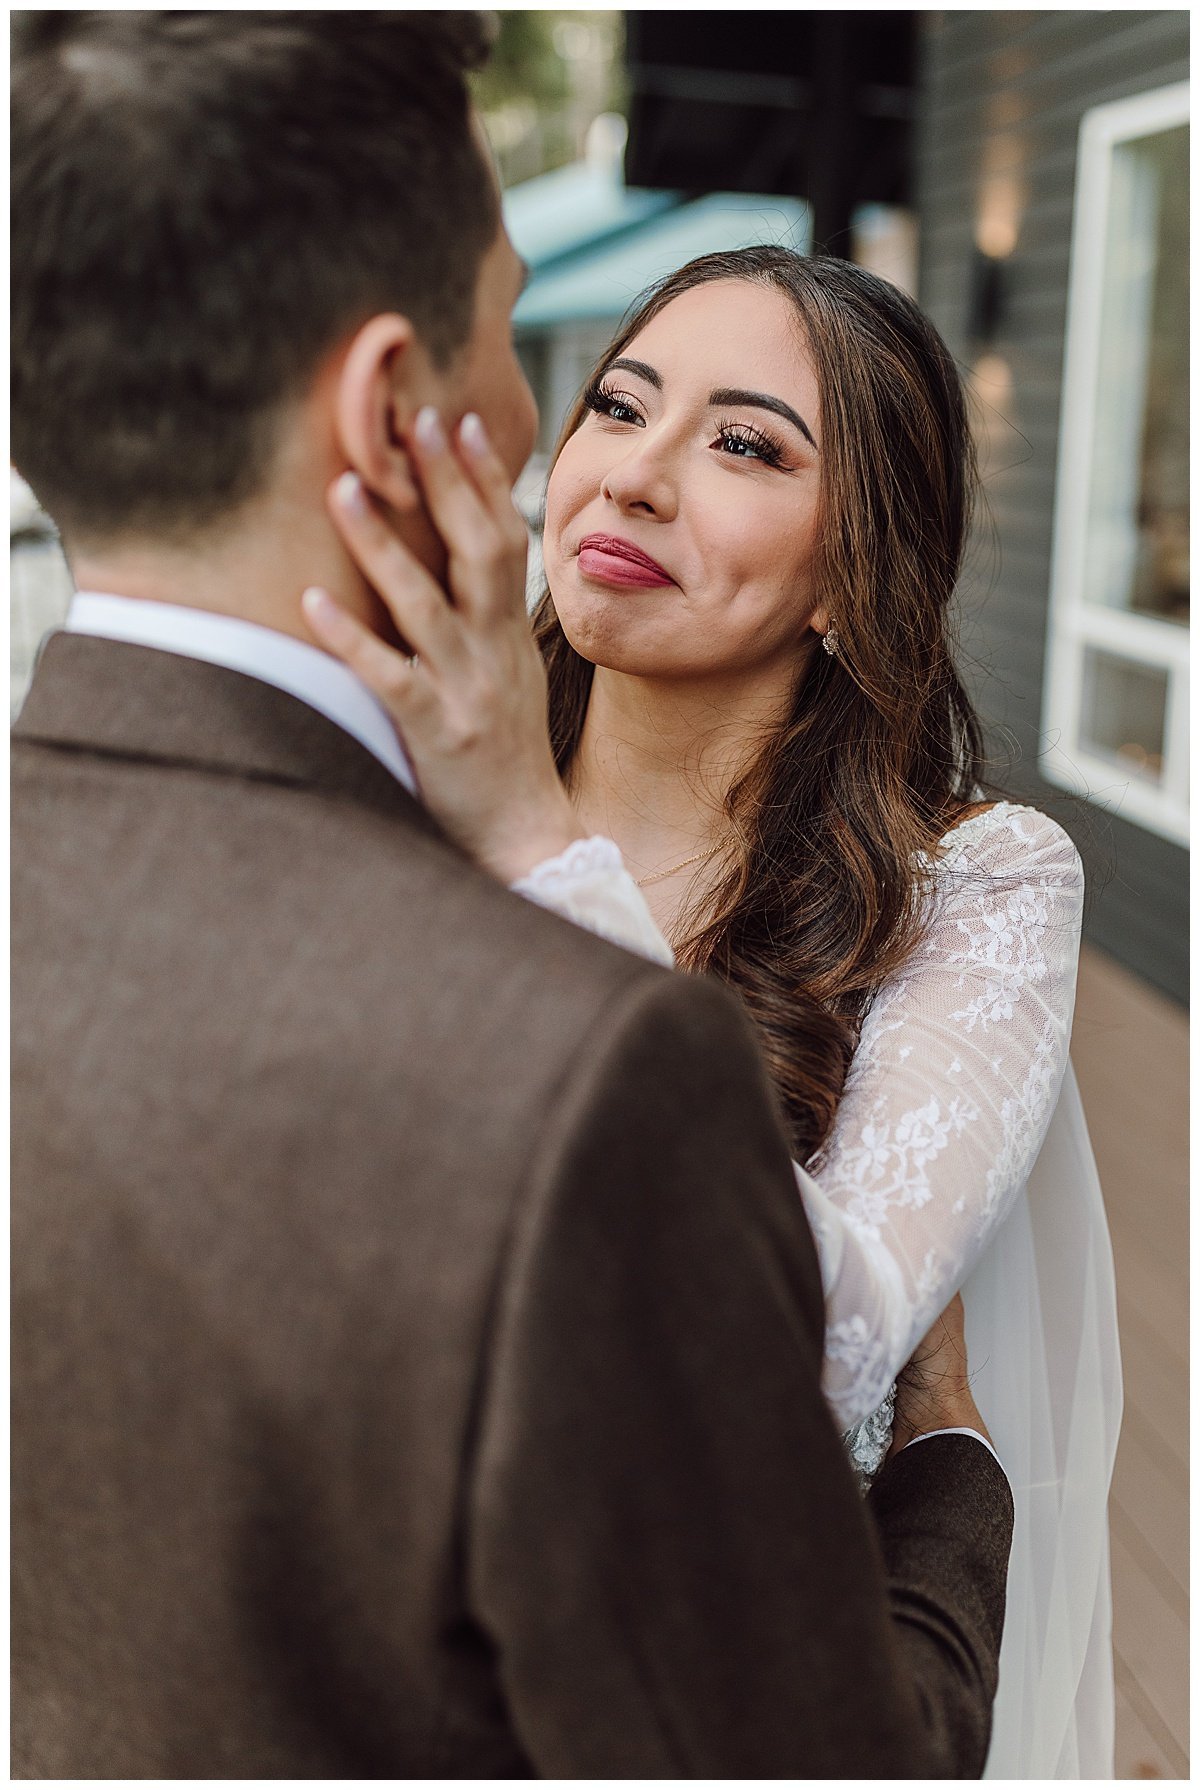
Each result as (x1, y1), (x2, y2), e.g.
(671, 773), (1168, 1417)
(1041, 81), (1189, 847)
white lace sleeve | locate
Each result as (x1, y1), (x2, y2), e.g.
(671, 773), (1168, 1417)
(510, 809), (1086, 1463)
(510, 837), (676, 968)
(801, 803), (1085, 1434)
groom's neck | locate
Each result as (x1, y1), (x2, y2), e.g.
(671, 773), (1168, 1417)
(70, 503), (354, 647)
(63, 358), (458, 646)
(69, 405), (343, 639)
(67, 474), (442, 653)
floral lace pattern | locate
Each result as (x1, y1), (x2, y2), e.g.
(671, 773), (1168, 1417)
(512, 836), (675, 967)
(813, 804), (1083, 1457)
(843, 1385), (897, 1490)
(512, 802), (1085, 1484)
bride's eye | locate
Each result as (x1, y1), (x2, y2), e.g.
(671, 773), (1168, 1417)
(582, 379), (644, 426)
(713, 419), (786, 468)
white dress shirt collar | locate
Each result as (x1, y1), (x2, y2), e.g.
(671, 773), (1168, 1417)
(64, 591), (417, 794)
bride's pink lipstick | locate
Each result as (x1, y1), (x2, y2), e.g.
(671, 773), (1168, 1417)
(576, 533), (675, 588)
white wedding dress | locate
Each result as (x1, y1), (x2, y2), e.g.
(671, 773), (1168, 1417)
(511, 801), (1123, 1779)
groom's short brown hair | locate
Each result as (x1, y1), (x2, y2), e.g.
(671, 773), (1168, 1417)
(11, 11), (499, 544)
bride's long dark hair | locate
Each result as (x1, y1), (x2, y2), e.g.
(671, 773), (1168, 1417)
(533, 247), (989, 1163)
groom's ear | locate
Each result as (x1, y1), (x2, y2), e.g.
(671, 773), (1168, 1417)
(333, 313), (428, 511)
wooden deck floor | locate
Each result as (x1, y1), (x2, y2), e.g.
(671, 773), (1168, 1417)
(1071, 945), (1189, 1779)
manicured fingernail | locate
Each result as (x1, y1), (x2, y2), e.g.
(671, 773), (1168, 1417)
(302, 586), (339, 626)
(335, 470), (367, 514)
(414, 406), (445, 451)
(460, 411), (488, 456)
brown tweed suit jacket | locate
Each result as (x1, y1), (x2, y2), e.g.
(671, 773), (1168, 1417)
(12, 633), (1013, 1778)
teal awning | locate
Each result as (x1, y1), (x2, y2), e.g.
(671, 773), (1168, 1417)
(503, 155), (678, 275)
(504, 161), (810, 331)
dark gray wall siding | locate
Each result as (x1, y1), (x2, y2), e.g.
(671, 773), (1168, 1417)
(916, 10), (1189, 1004)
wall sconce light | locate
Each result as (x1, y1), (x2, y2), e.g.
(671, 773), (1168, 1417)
(968, 247), (1008, 345)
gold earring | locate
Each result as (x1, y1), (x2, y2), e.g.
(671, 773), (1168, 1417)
(822, 625), (840, 656)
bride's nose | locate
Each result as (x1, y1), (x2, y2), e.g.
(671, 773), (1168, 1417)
(600, 429), (678, 522)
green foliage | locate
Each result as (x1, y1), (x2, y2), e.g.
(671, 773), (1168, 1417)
(472, 12), (573, 113)
(471, 11), (626, 185)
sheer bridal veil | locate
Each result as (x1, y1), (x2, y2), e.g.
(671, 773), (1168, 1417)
(963, 1061), (1123, 1777)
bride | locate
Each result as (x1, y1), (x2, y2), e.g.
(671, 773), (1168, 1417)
(303, 246), (1123, 1777)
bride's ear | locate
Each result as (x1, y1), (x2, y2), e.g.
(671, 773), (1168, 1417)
(333, 313), (424, 512)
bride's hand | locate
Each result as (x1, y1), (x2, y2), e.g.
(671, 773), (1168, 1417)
(302, 408), (585, 884)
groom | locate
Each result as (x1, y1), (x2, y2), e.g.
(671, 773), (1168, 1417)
(12, 13), (1013, 1778)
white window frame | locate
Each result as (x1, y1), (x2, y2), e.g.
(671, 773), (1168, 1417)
(1041, 81), (1189, 847)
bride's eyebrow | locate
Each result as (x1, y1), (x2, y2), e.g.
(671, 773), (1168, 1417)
(606, 356), (661, 389)
(709, 386), (818, 452)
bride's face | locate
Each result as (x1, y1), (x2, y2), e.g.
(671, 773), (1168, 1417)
(543, 279), (828, 683)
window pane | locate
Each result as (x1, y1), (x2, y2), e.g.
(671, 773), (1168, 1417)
(1078, 647), (1167, 783)
(1083, 122), (1189, 626)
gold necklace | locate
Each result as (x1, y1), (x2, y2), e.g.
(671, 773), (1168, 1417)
(634, 847), (719, 889)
